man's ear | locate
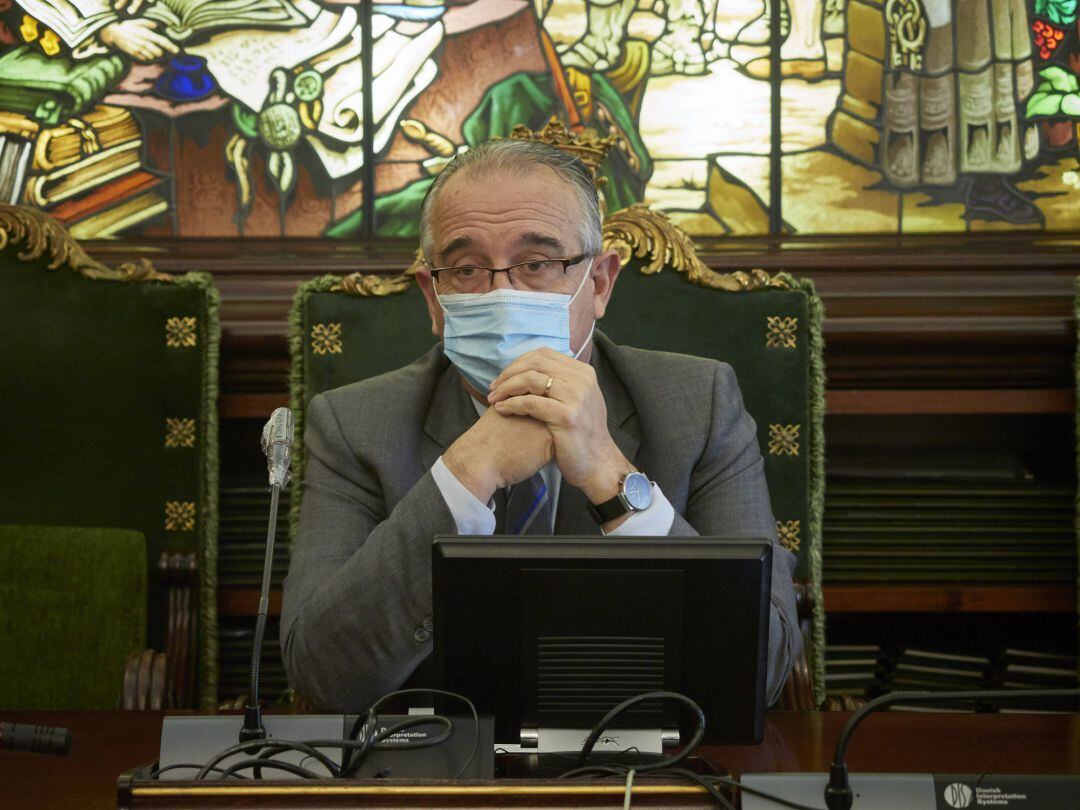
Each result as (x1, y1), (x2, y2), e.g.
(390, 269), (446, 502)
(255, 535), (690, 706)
(590, 249), (622, 320)
(415, 269), (444, 337)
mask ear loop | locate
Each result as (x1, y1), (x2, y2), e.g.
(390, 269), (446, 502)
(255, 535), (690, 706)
(572, 257), (597, 360)
(568, 256), (595, 304)
(574, 322), (597, 360)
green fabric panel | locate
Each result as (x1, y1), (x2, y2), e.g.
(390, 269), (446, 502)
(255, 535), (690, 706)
(286, 277), (437, 553)
(301, 286), (437, 403)
(0, 250), (220, 708)
(603, 269), (812, 571)
(602, 266), (827, 705)
(0, 524), (146, 709)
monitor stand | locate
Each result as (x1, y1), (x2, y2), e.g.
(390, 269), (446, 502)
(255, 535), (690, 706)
(519, 726), (676, 755)
(495, 726), (683, 778)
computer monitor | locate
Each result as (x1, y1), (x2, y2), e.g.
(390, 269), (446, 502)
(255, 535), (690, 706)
(431, 536), (773, 747)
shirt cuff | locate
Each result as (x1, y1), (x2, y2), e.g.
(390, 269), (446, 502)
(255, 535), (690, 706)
(605, 483), (675, 537)
(431, 455), (496, 535)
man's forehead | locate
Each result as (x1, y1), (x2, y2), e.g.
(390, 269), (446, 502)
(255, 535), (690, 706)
(431, 166), (581, 260)
(438, 231), (567, 259)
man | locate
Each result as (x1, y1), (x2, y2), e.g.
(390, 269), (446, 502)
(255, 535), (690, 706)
(281, 138), (801, 713)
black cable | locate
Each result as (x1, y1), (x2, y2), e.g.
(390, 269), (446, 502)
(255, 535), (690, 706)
(194, 738), (344, 780)
(218, 758), (324, 780)
(347, 715), (456, 754)
(161, 687), (481, 783)
(559, 763), (630, 779)
(703, 773), (822, 810)
(556, 691), (822, 810)
(374, 715), (455, 749)
(659, 768), (736, 810)
(148, 764), (249, 779)
(252, 741), (342, 777)
(345, 688), (480, 779)
(191, 737), (380, 781)
(194, 739), (282, 780)
(695, 752), (727, 777)
(342, 715), (455, 777)
(824, 688), (1080, 810)
(544, 747), (642, 766)
(575, 691), (705, 773)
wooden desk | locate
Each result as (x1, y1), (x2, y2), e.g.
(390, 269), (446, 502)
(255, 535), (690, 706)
(1, 711), (1077, 809)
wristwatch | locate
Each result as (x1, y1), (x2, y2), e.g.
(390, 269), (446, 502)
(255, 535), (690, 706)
(586, 470), (653, 524)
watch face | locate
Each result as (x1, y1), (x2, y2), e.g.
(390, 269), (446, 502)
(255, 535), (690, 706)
(623, 472), (652, 510)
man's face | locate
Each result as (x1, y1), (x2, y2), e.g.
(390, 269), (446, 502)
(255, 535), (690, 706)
(416, 165), (621, 361)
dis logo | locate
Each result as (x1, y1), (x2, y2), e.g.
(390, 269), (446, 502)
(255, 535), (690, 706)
(943, 783), (973, 808)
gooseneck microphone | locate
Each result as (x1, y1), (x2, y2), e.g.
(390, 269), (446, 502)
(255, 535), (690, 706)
(238, 407), (295, 744)
(0, 722), (71, 756)
(824, 688), (1080, 809)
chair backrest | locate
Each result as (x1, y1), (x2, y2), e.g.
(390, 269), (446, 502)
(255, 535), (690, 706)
(0, 524), (146, 709)
(288, 251), (826, 705)
(0, 205), (220, 708)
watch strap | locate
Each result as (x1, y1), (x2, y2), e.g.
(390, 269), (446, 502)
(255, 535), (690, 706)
(586, 470), (650, 525)
(586, 492), (630, 524)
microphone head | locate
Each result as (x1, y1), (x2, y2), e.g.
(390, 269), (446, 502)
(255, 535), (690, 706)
(262, 407), (295, 487)
(261, 407), (294, 453)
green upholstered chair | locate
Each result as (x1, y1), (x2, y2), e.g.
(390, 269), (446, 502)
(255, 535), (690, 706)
(286, 236), (826, 709)
(0, 206), (219, 709)
(1, 525), (145, 709)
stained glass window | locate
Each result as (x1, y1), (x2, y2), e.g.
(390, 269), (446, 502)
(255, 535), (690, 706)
(0, 0), (1076, 238)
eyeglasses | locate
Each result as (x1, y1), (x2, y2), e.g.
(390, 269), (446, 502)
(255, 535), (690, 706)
(428, 255), (589, 294)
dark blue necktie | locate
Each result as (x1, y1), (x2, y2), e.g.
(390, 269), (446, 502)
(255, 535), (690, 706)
(505, 472), (552, 535)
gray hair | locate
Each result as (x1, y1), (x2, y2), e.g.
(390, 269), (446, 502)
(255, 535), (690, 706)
(419, 138), (603, 262)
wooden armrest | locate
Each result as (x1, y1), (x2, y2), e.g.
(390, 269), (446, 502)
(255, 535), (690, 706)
(120, 552), (198, 710)
(782, 579), (867, 711)
(789, 581), (866, 711)
(159, 551), (198, 708)
(122, 649), (168, 710)
(781, 647), (817, 712)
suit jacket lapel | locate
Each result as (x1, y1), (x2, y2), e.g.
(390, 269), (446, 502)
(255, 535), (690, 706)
(554, 334), (640, 535)
(421, 360), (479, 471)
(422, 359), (510, 532)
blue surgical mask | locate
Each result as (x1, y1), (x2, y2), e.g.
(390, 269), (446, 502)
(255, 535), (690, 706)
(436, 259), (595, 392)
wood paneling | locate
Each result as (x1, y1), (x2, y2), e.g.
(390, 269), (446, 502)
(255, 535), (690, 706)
(218, 588), (282, 618)
(83, 233), (1080, 395)
(823, 585), (1077, 613)
(826, 388), (1074, 414)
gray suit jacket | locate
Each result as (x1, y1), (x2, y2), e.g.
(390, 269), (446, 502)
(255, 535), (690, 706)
(281, 333), (801, 712)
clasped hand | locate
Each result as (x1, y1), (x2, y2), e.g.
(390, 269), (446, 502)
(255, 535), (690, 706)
(443, 349), (629, 506)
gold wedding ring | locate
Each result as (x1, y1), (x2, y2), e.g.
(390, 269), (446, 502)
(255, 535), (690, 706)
(543, 376), (554, 397)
